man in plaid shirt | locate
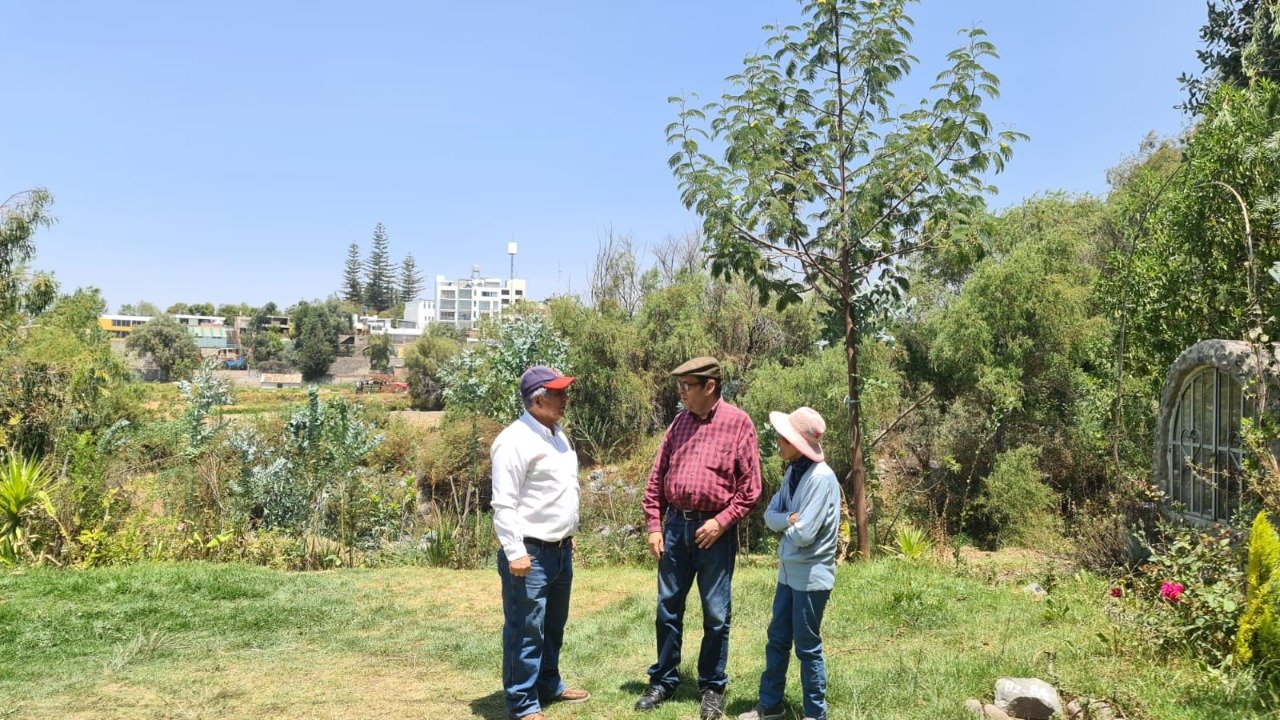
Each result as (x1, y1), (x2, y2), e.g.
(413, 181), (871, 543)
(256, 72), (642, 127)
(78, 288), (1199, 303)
(635, 356), (763, 719)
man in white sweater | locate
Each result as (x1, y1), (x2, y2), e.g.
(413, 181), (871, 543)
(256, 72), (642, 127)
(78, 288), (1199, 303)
(491, 366), (591, 720)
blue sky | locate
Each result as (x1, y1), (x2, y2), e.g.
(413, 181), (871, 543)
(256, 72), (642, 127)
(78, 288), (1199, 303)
(1, 1), (1203, 310)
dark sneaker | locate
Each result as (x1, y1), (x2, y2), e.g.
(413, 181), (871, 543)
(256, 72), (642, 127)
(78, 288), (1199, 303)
(700, 689), (726, 719)
(634, 685), (670, 711)
(737, 705), (786, 720)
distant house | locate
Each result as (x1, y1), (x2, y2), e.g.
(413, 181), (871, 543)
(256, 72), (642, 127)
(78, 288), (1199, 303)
(259, 372), (303, 389)
(234, 314), (292, 336)
(98, 314), (152, 338)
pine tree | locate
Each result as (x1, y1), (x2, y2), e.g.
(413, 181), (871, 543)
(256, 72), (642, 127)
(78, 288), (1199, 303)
(363, 223), (394, 312)
(398, 253), (424, 302)
(342, 241), (363, 303)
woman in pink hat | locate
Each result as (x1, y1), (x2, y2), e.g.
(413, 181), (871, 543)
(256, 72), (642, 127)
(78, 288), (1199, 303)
(738, 407), (841, 720)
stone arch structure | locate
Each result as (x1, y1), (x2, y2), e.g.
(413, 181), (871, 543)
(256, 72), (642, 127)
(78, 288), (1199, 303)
(1154, 340), (1279, 524)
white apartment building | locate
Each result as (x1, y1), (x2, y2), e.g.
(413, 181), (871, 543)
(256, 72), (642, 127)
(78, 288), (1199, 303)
(401, 300), (437, 329)
(434, 267), (526, 329)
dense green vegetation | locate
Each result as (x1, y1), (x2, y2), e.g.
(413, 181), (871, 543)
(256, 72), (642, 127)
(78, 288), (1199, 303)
(4, 0), (1280, 712)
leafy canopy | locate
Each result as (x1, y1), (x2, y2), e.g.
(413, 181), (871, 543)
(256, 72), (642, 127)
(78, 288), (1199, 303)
(665, 0), (1022, 556)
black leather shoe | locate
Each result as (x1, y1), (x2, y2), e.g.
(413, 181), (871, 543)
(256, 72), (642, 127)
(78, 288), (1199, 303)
(634, 685), (670, 711)
(700, 689), (725, 719)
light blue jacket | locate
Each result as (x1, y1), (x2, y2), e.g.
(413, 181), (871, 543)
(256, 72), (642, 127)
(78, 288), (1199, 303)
(763, 460), (840, 591)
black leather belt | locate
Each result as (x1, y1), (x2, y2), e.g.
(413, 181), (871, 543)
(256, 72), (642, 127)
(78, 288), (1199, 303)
(669, 507), (718, 521)
(524, 536), (573, 548)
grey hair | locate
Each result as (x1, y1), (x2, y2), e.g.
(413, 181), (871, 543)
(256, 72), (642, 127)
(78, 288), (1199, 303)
(523, 386), (548, 410)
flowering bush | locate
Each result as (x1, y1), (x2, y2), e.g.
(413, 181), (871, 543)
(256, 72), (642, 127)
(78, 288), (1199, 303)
(1111, 521), (1245, 666)
(1160, 581), (1186, 603)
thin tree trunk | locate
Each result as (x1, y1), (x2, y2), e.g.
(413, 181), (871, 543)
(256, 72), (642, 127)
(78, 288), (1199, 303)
(844, 299), (869, 560)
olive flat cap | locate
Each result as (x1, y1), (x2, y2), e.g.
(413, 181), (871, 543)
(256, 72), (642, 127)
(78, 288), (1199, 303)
(671, 356), (721, 379)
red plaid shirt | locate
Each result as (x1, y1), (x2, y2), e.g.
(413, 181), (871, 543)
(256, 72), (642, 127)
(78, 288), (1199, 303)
(642, 398), (762, 533)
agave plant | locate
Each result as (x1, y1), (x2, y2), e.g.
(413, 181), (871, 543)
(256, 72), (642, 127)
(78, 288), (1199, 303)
(883, 524), (932, 561)
(0, 452), (54, 565)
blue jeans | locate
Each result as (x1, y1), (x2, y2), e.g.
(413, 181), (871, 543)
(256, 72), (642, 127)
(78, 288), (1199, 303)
(648, 510), (737, 694)
(759, 583), (830, 720)
(497, 542), (572, 719)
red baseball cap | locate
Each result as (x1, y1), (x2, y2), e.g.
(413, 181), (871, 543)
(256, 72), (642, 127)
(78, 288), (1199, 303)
(519, 366), (575, 398)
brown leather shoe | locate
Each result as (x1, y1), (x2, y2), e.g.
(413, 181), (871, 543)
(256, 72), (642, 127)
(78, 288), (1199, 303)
(554, 687), (590, 703)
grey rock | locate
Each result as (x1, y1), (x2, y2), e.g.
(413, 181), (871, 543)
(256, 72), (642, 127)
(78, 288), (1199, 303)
(1022, 582), (1048, 600)
(964, 698), (984, 717)
(994, 677), (1062, 720)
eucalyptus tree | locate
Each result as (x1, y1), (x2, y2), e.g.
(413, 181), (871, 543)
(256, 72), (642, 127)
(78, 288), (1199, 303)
(0, 188), (57, 340)
(666, 0), (1022, 557)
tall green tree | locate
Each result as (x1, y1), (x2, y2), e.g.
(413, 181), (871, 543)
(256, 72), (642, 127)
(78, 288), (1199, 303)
(1181, 0), (1280, 112)
(1103, 80), (1280, 398)
(367, 332), (392, 372)
(125, 315), (201, 381)
(291, 299), (350, 380)
(363, 223), (394, 312)
(342, 241), (363, 303)
(403, 326), (462, 410)
(398, 253), (424, 302)
(666, 0), (1022, 557)
(0, 189), (57, 341)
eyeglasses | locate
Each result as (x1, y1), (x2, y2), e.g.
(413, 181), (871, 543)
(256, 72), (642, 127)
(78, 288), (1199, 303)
(675, 379), (706, 393)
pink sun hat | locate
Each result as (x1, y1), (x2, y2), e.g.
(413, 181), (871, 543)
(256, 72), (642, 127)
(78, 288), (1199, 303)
(768, 406), (826, 462)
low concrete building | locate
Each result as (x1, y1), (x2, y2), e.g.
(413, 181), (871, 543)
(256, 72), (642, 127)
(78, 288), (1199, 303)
(259, 372), (304, 389)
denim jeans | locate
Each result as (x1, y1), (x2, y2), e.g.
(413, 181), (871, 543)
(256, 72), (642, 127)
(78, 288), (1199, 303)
(759, 583), (830, 720)
(497, 542), (572, 719)
(648, 510), (737, 694)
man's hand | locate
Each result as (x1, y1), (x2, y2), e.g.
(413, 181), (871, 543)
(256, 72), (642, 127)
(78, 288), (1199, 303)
(647, 531), (664, 559)
(788, 513), (799, 526)
(694, 518), (723, 549)
(509, 555), (532, 577)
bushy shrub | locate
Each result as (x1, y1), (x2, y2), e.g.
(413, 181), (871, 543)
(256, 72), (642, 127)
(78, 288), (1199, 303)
(547, 297), (657, 464)
(980, 445), (1061, 550)
(417, 414), (502, 504)
(226, 388), (385, 565)
(366, 415), (435, 476)
(403, 330), (461, 410)
(1236, 511), (1280, 670)
(1115, 521), (1246, 666)
(442, 312), (568, 425)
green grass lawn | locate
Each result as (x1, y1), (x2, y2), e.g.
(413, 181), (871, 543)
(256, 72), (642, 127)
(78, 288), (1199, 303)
(0, 559), (1260, 719)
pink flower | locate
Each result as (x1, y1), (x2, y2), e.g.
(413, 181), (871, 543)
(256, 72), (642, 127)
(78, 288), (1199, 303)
(1109, 587), (1123, 598)
(1160, 581), (1185, 603)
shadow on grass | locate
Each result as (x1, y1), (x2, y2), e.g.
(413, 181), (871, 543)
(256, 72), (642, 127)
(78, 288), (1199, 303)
(468, 690), (508, 720)
(617, 678), (758, 715)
